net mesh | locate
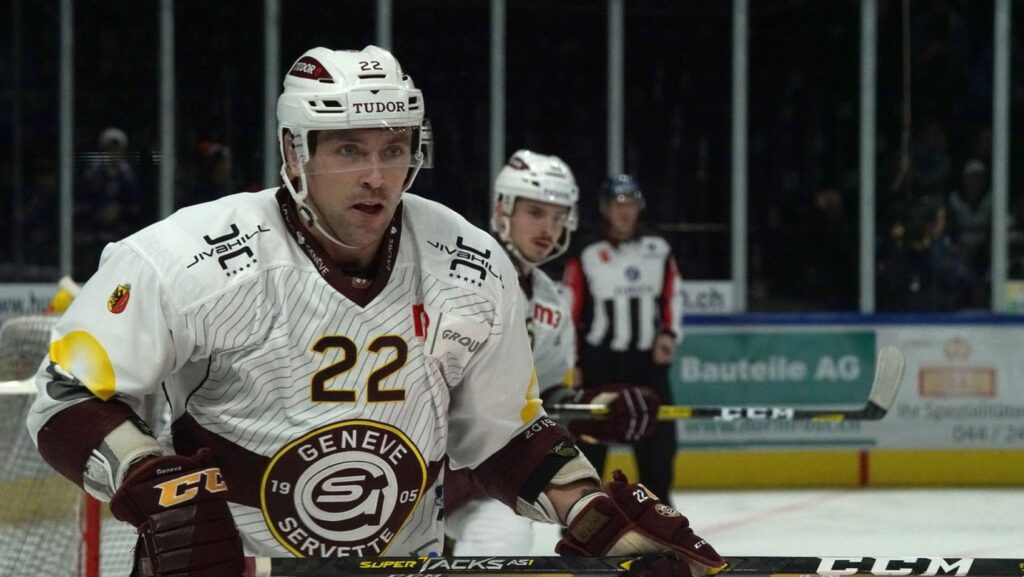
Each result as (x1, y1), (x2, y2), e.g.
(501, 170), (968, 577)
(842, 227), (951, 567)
(0, 314), (57, 385)
(0, 315), (137, 577)
(0, 392), (84, 576)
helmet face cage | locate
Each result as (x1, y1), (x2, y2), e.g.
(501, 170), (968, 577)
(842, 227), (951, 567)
(277, 46), (433, 237)
(492, 150), (579, 266)
(602, 174), (645, 209)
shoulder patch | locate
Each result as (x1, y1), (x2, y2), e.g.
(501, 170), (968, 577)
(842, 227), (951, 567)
(425, 235), (505, 290)
(107, 283), (131, 314)
(185, 222), (272, 276)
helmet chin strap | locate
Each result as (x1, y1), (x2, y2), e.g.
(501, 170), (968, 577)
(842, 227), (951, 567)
(506, 240), (540, 274)
(281, 165), (368, 250)
(498, 214), (558, 274)
(509, 235), (571, 269)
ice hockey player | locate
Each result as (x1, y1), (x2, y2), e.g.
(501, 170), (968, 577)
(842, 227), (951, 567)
(27, 46), (721, 577)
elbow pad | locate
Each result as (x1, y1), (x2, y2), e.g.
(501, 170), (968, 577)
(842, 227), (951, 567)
(515, 440), (600, 525)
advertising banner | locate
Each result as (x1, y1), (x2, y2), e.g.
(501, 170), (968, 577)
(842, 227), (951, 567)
(878, 326), (1024, 449)
(679, 281), (733, 315)
(671, 323), (1024, 450)
(0, 283), (56, 324)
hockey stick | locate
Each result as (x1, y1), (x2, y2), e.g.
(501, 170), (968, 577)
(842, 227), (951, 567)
(244, 555), (1024, 577)
(552, 346), (905, 422)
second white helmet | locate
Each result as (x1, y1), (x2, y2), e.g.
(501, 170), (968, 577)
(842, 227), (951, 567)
(493, 150), (579, 264)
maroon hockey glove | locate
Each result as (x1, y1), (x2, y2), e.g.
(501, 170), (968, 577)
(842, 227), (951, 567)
(556, 470), (724, 577)
(110, 449), (244, 577)
(569, 385), (661, 443)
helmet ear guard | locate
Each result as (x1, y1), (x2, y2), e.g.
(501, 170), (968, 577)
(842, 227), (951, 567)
(401, 119), (432, 192)
(492, 150), (580, 266)
(279, 129), (304, 175)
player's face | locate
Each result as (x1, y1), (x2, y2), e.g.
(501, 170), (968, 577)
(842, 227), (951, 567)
(304, 128), (413, 248)
(604, 198), (641, 239)
(508, 198), (569, 263)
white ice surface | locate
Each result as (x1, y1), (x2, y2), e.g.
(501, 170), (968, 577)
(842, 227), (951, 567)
(531, 488), (1024, 557)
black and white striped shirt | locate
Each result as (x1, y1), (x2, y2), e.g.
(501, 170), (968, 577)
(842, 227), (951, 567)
(563, 235), (683, 352)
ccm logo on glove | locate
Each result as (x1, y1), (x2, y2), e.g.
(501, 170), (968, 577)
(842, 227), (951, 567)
(154, 467), (228, 507)
(110, 450), (245, 576)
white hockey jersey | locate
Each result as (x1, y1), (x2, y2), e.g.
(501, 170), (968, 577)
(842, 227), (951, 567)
(27, 188), (542, 558)
(440, 266), (574, 512)
(523, 268), (574, 392)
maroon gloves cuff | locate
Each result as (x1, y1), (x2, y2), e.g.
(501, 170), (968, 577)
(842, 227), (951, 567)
(556, 470), (724, 572)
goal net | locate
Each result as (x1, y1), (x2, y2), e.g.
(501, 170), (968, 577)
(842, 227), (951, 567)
(0, 314), (137, 577)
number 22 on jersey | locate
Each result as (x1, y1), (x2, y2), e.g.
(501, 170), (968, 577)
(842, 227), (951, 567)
(310, 335), (408, 403)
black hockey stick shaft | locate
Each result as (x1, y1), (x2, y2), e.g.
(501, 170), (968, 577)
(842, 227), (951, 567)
(553, 346), (905, 422)
(245, 555), (1024, 577)
(554, 399), (887, 421)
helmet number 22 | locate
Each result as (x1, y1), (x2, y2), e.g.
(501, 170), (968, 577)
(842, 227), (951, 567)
(310, 335), (408, 403)
(359, 60), (383, 71)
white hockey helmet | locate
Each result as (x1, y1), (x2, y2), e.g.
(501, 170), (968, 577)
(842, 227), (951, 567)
(493, 150), (579, 265)
(277, 46), (432, 244)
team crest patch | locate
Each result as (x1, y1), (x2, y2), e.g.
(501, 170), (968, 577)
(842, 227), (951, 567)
(261, 420), (427, 557)
(654, 503), (680, 517)
(107, 283), (131, 314)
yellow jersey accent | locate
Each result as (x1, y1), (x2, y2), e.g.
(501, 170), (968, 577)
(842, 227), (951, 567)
(520, 368), (542, 423)
(560, 366), (575, 387)
(49, 330), (116, 400)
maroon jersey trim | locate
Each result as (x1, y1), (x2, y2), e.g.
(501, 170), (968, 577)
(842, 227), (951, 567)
(36, 398), (140, 488)
(468, 417), (575, 509)
(275, 187), (403, 307)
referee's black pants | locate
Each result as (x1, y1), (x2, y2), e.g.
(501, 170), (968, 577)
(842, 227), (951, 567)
(577, 345), (677, 504)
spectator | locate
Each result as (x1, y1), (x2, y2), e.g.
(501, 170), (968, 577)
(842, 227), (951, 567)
(878, 195), (971, 311)
(76, 127), (145, 277)
(798, 185), (857, 310)
(183, 140), (234, 206)
(911, 118), (952, 198)
(948, 159), (991, 277)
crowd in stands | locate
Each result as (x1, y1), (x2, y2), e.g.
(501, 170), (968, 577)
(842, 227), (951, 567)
(750, 0), (1024, 312)
(2, 0), (1023, 313)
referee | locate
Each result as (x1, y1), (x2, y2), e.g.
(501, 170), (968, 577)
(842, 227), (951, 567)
(562, 174), (683, 501)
